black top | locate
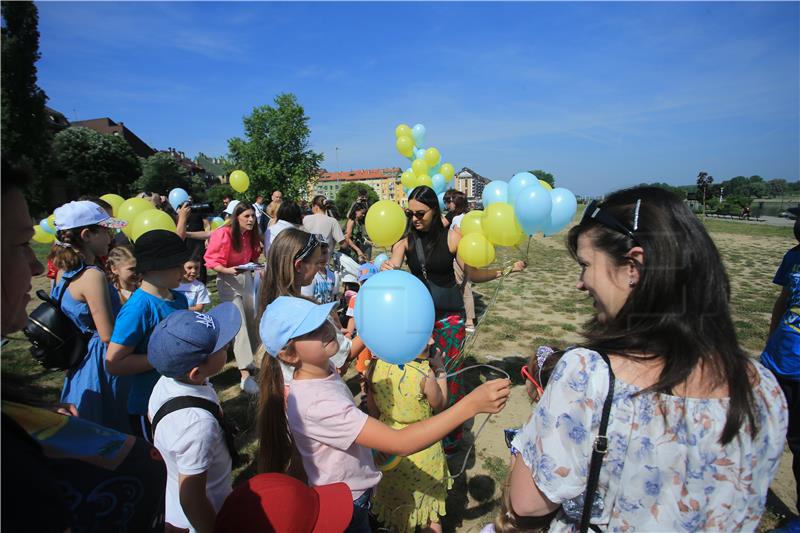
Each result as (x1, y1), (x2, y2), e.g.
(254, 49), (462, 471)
(406, 229), (457, 288)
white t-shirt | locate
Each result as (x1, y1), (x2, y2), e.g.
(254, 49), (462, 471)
(175, 280), (211, 308)
(287, 367), (381, 499)
(301, 269), (338, 304)
(148, 377), (232, 531)
(451, 213), (465, 229)
(302, 213), (345, 248)
(264, 219), (298, 255)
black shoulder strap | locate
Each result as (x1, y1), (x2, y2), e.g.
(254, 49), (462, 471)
(580, 351), (616, 533)
(412, 234), (429, 281)
(151, 396), (241, 467)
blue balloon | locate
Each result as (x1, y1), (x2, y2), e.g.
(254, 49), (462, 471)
(373, 253), (389, 270)
(437, 191), (446, 210)
(429, 163), (441, 176)
(481, 180), (508, 208)
(40, 217), (56, 235)
(515, 184), (553, 235)
(411, 124), (426, 147)
(432, 174), (446, 194)
(546, 188), (578, 235)
(354, 270), (435, 365)
(415, 148), (426, 160)
(168, 188), (190, 210)
(508, 172), (536, 205)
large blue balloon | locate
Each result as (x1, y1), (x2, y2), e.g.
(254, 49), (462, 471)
(373, 253), (389, 270)
(168, 188), (190, 210)
(508, 172), (536, 205)
(545, 188), (578, 235)
(481, 180), (508, 208)
(515, 184), (553, 235)
(354, 270), (435, 365)
(432, 174), (446, 194)
(411, 124), (426, 147)
(40, 217), (56, 235)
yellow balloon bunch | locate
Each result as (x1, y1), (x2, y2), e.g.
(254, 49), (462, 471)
(117, 198), (155, 238)
(393, 122), (456, 194)
(32, 225), (55, 244)
(130, 209), (177, 242)
(100, 194), (125, 216)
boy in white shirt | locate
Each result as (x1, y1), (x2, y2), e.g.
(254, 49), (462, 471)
(146, 303), (242, 533)
(175, 258), (211, 312)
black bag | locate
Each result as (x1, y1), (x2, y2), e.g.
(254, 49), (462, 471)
(23, 268), (90, 371)
(413, 237), (464, 313)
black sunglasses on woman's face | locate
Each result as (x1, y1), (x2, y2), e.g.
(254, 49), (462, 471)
(580, 199), (642, 245)
(405, 208), (430, 220)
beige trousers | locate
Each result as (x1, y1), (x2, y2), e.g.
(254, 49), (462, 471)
(216, 271), (259, 370)
(453, 259), (475, 324)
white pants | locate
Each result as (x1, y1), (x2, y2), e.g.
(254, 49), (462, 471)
(216, 272), (259, 370)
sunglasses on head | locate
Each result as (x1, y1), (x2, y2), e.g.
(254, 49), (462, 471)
(580, 199), (642, 245)
(294, 233), (324, 262)
(520, 365), (544, 397)
(405, 208), (431, 220)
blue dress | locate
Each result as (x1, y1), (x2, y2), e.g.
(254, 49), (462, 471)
(52, 264), (132, 433)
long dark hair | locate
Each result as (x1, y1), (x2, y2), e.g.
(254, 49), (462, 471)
(407, 185), (446, 257)
(229, 201), (261, 253)
(347, 202), (367, 221)
(567, 186), (756, 445)
(444, 189), (468, 216)
(276, 200), (303, 225)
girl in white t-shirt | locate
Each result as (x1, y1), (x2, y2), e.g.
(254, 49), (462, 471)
(175, 258), (211, 312)
(257, 296), (511, 532)
(301, 242), (338, 304)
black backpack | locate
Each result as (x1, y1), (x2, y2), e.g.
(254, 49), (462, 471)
(23, 268), (90, 371)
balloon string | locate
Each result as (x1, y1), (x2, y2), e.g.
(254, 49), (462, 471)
(377, 364), (510, 532)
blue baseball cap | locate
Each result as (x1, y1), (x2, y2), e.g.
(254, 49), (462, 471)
(54, 200), (127, 230)
(147, 303), (241, 378)
(358, 262), (379, 283)
(260, 296), (336, 358)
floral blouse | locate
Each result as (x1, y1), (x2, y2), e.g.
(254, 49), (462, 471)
(511, 348), (788, 532)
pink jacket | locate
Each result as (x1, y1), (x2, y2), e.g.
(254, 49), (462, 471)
(204, 226), (261, 269)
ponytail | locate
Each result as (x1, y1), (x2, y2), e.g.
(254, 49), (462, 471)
(49, 226), (99, 272)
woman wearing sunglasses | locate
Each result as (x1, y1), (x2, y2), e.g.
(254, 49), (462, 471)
(382, 185), (526, 453)
(204, 200), (263, 395)
(505, 187), (787, 531)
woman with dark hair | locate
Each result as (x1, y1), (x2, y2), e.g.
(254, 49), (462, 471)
(264, 200), (303, 256)
(303, 195), (344, 249)
(506, 187), (787, 531)
(382, 185), (526, 453)
(443, 189), (468, 226)
(343, 202), (371, 262)
(204, 201), (263, 395)
(443, 189), (476, 332)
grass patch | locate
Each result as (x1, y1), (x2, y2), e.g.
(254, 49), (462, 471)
(482, 455), (509, 481)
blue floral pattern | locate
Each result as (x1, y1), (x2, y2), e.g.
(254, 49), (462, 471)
(511, 348), (788, 532)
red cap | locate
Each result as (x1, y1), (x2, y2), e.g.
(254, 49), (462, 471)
(214, 473), (353, 533)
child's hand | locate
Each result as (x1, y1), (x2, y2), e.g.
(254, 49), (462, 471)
(466, 378), (511, 414)
(429, 346), (446, 375)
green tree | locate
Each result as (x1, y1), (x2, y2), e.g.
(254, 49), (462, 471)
(768, 179), (787, 197)
(227, 93), (323, 201)
(696, 171), (713, 216)
(529, 170), (555, 188)
(335, 182), (379, 220)
(134, 152), (190, 195)
(52, 127), (141, 197)
(1, 1), (51, 213)
(206, 183), (235, 214)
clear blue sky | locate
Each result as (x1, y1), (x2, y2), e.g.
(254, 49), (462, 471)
(36, 1), (799, 196)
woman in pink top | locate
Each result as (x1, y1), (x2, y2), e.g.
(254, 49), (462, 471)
(204, 201), (263, 395)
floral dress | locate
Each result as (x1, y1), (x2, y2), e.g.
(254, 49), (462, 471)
(371, 359), (452, 532)
(511, 348), (788, 532)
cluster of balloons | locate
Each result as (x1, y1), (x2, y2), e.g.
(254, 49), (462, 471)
(395, 123), (456, 207)
(457, 172), (577, 268)
(354, 269), (435, 365)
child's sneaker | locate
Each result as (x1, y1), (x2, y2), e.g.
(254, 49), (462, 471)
(240, 375), (259, 395)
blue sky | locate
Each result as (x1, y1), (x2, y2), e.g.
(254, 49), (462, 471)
(36, 1), (799, 195)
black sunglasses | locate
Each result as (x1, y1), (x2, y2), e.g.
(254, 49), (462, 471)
(405, 208), (431, 220)
(580, 199), (642, 244)
(295, 233), (324, 262)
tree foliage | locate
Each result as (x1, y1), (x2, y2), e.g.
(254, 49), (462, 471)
(529, 170), (555, 188)
(206, 183), (235, 213)
(334, 182), (379, 219)
(52, 127), (141, 198)
(133, 152), (190, 195)
(227, 93), (323, 202)
(696, 171), (714, 216)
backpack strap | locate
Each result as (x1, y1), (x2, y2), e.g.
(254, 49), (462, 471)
(151, 396), (241, 467)
(579, 350), (616, 533)
(54, 264), (87, 309)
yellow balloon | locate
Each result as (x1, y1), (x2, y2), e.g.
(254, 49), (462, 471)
(230, 170), (250, 193)
(460, 210), (484, 236)
(47, 213), (56, 230)
(440, 163), (455, 182)
(395, 124), (412, 138)
(538, 179), (553, 191)
(365, 200), (406, 247)
(118, 198), (155, 237)
(482, 202), (520, 246)
(417, 175), (433, 189)
(400, 170), (416, 189)
(396, 136), (414, 158)
(33, 225), (55, 244)
(411, 159), (429, 177)
(423, 147), (441, 168)
(210, 219), (225, 230)
(100, 194), (125, 216)
(458, 232), (495, 268)
(131, 209), (177, 242)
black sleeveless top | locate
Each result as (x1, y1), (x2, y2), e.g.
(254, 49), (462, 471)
(406, 229), (457, 288)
